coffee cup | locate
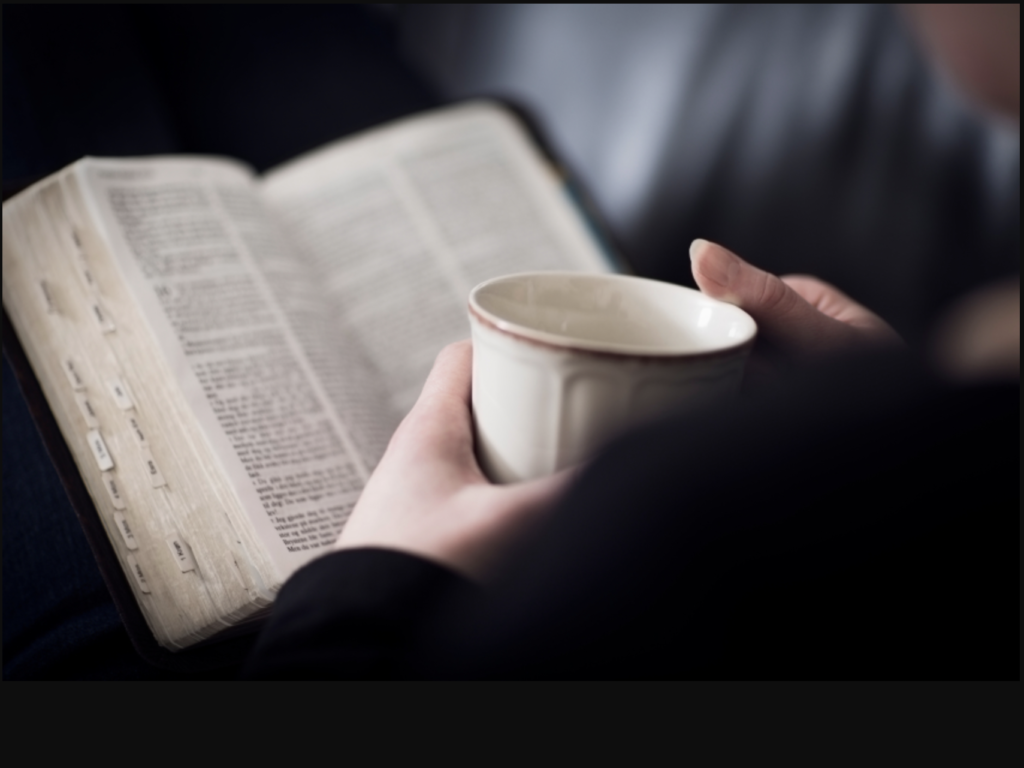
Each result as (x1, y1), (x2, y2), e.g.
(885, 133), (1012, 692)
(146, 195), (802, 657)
(468, 271), (757, 483)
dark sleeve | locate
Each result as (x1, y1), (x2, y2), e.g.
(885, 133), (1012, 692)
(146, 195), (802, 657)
(409, 352), (1019, 679)
(243, 352), (1018, 680)
(242, 548), (477, 679)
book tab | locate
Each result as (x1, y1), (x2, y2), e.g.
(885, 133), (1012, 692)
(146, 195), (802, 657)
(90, 300), (115, 334)
(141, 447), (166, 488)
(127, 414), (148, 446)
(102, 471), (127, 510)
(75, 251), (99, 293)
(74, 392), (100, 428)
(114, 512), (139, 550)
(107, 377), (134, 410)
(166, 538), (197, 573)
(86, 429), (115, 471)
(63, 357), (86, 391)
(125, 554), (151, 593)
(39, 280), (56, 314)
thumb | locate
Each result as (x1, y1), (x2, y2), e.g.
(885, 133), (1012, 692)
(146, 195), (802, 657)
(690, 239), (862, 355)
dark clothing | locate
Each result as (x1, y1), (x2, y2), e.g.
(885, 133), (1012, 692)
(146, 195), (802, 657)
(244, 351), (1019, 679)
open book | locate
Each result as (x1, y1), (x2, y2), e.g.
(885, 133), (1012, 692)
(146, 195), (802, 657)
(2, 102), (616, 651)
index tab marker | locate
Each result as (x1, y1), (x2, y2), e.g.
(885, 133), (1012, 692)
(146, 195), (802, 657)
(63, 358), (86, 391)
(39, 280), (56, 314)
(141, 447), (166, 488)
(90, 300), (115, 333)
(75, 392), (100, 428)
(126, 554), (151, 593)
(114, 512), (139, 550)
(87, 429), (115, 471)
(75, 252), (98, 293)
(107, 377), (134, 410)
(166, 538), (197, 573)
(102, 471), (127, 510)
(127, 414), (148, 446)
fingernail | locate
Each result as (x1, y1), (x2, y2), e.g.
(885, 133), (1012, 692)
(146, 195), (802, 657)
(689, 238), (710, 261)
(691, 239), (741, 294)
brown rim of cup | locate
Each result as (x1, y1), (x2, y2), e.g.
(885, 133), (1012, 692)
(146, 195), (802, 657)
(467, 303), (756, 363)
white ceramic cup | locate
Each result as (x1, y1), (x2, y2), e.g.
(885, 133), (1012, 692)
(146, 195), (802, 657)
(468, 271), (757, 483)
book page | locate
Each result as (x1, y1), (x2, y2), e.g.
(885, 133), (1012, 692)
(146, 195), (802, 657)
(73, 158), (372, 586)
(5, 164), (281, 648)
(215, 184), (397, 469)
(260, 101), (611, 431)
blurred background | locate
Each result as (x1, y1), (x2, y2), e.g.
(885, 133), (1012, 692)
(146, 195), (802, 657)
(4, 4), (1019, 344)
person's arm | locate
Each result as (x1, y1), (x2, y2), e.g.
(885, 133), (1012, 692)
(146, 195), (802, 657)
(332, 340), (575, 580)
(242, 240), (909, 679)
(243, 339), (571, 679)
(242, 547), (476, 679)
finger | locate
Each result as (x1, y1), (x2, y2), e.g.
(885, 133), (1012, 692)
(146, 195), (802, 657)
(781, 275), (899, 339)
(388, 340), (477, 468)
(417, 339), (473, 409)
(690, 239), (862, 354)
(500, 464), (578, 509)
(471, 466), (577, 548)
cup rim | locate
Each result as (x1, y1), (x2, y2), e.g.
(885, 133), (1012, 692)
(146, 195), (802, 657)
(468, 271), (757, 359)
